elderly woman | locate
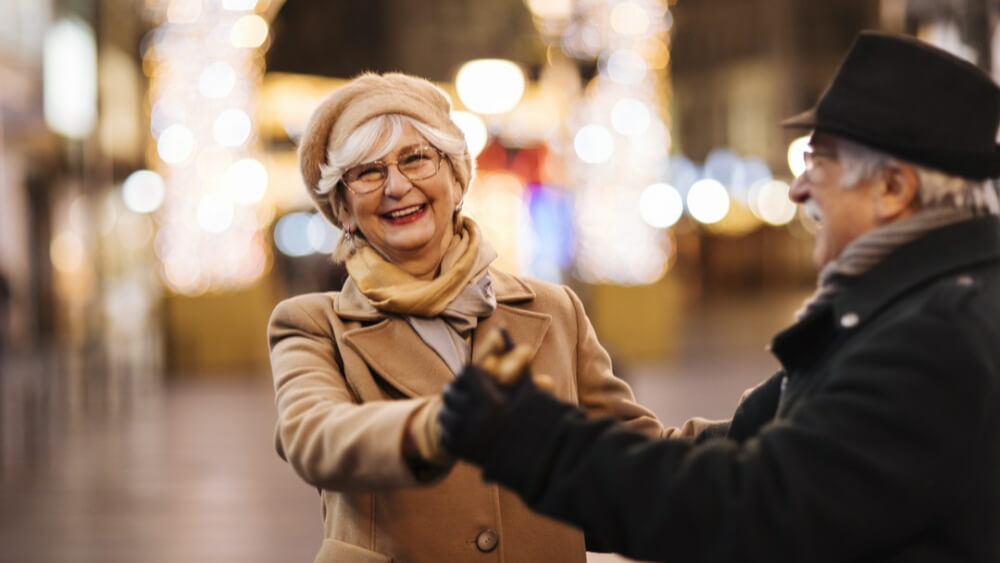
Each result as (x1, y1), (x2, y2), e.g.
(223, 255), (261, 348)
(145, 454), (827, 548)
(268, 72), (690, 563)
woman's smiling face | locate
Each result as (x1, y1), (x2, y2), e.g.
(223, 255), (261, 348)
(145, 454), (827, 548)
(340, 122), (463, 274)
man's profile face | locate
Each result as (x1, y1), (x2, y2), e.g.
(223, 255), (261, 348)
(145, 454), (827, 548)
(788, 132), (882, 268)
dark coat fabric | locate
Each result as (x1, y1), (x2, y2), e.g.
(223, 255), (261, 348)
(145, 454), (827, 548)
(478, 216), (1000, 563)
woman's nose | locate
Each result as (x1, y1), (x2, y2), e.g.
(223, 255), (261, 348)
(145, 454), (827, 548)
(383, 165), (413, 198)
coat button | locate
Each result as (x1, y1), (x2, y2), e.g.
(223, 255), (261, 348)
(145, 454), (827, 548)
(840, 312), (860, 328)
(476, 529), (499, 552)
(956, 275), (975, 286)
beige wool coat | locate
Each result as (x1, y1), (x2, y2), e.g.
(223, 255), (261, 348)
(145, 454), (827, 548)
(268, 268), (682, 563)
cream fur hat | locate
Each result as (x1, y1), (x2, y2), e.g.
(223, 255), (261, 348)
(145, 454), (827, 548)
(298, 72), (473, 229)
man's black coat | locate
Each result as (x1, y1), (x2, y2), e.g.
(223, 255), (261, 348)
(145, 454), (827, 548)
(474, 217), (1000, 563)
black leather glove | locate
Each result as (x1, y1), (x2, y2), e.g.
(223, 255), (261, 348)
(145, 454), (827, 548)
(439, 329), (539, 465)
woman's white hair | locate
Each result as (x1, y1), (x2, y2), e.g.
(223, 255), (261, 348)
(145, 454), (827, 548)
(316, 114), (468, 261)
(836, 137), (1000, 215)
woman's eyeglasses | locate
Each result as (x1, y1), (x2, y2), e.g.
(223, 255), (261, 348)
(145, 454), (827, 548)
(342, 146), (444, 195)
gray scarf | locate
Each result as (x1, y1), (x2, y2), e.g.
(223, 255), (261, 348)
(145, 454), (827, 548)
(796, 207), (976, 319)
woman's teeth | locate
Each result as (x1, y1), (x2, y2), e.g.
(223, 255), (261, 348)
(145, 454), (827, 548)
(385, 204), (424, 219)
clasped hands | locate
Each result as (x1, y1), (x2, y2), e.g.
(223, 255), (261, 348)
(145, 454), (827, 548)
(407, 328), (552, 471)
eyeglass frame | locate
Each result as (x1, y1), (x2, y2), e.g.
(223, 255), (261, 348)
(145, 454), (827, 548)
(339, 145), (447, 196)
(800, 148), (839, 183)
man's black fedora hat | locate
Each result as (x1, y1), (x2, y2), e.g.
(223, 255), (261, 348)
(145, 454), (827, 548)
(783, 30), (1000, 179)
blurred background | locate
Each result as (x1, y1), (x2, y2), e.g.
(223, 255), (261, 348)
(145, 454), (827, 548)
(0, 0), (997, 561)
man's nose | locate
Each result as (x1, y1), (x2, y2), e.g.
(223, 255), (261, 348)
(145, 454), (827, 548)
(788, 174), (809, 203)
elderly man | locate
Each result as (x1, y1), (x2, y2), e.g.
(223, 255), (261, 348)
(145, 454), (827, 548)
(436, 31), (1000, 562)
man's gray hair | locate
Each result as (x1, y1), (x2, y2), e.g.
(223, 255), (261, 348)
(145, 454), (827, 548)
(837, 137), (1000, 215)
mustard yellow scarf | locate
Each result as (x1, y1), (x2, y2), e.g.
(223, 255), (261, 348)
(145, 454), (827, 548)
(345, 216), (495, 317)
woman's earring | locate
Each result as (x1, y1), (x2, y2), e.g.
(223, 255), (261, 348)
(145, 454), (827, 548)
(343, 229), (354, 243)
(455, 198), (464, 213)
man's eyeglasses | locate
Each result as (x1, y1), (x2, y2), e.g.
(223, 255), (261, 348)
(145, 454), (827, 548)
(341, 146), (445, 195)
(800, 149), (838, 183)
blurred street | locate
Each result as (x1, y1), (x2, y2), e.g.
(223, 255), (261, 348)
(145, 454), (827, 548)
(2, 0), (989, 560)
(0, 288), (805, 563)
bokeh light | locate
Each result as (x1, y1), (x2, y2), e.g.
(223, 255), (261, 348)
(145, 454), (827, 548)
(122, 169), (166, 213)
(223, 158), (268, 204)
(611, 97), (651, 136)
(606, 49), (647, 85)
(573, 124), (614, 164)
(307, 213), (340, 254)
(610, 2), (650, 36)
(274, 212), (314, 257)
(455, 59), (526, 114)
(752, 180), (798, 226)
(687, 179), (731, 224)
(198, 62), (237, 99)
(639, 183), (684, 228)
(524, 0), (573, 20)
(787, 135), (811, 177)
(223, 0), (258, 10)
(213, 108), (252, 147)
(196, 193), (235, 233)
(157, 124), (195, 163)
(50, 231), (86, 273)
(230, 14), (269, 48)
(451, 111), (489, 157)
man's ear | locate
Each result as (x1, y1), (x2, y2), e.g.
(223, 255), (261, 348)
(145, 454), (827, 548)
(877, 163), (920, 222)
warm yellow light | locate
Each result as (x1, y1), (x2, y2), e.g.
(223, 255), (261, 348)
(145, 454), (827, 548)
(43, 18), (97, 139)
(573, 124), (614, 164)
(687, 179), (730, 224)
(754, 180), (798, 226)
(222, 0), (257, 10)
(230, 14), (268, 48)
(639, 183), (683, 228)
(451, 111), (489, 157)
(51, 231), (87, 273)
(213, 108), (252, 147)
(157, 124), (195, 163)
(524, 0), (573, 20)
(122, 169), (166, 213)
(643, 37), (671, 70)
(456, 59), (525, 114)
(167, 0), (202, 24)
(610, 2), (649, 36)
(223, 158), (268, 204)
(787, 135), (810, 177)
(197, 193), (235, 233)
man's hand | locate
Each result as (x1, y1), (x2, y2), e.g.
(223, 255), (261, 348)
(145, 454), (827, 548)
(439, 328), (551, 464)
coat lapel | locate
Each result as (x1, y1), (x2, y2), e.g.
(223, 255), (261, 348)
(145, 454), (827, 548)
(472, 304), (551, 369)
(342, 318), (456, 398)
(474, 268), (551, 368)
(339, 268), (551, 398)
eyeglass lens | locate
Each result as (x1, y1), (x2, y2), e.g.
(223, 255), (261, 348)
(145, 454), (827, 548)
(344, 147), (441, 193)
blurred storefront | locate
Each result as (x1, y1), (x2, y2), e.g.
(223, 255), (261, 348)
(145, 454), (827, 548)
(1, 0), (998, 379)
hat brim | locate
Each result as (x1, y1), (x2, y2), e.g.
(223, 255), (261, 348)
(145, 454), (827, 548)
(780, 108), (818, 129)
(780, 108), (1000, 179)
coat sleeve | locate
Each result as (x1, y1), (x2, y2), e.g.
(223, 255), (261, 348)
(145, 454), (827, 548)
(563, 286), (727, 439)
(480, 302), (994, 563)
(268, 295), (433, 492)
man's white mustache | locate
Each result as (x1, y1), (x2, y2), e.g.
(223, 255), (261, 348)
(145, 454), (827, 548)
(803, 200), (824, 223)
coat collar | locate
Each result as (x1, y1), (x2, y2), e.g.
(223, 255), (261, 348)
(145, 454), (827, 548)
(771, 216), (1000, 370)
(337, 267), (545, 398)
(334, 267), (536, 321)
(830, 215), (1000, 323)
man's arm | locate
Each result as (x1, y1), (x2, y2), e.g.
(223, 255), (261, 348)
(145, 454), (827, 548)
(441, 311), (991, 562)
